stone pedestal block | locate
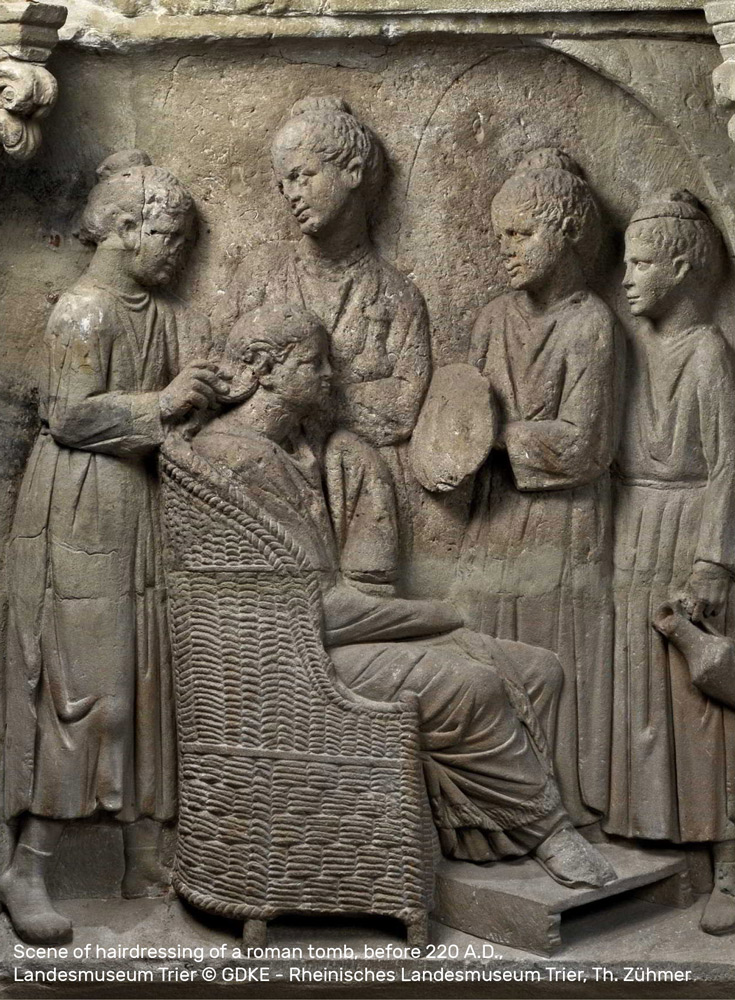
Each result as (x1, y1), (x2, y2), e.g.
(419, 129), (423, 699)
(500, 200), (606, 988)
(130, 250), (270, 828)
(434, 845), (688, 956)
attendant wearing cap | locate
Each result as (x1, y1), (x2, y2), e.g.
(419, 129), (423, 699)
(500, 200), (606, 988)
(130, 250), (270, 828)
(611, 190), (735, 935)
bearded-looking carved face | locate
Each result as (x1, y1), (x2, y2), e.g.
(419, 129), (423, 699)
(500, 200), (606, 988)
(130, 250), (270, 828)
(491, 195), (569, 294)
(623, 223), (689, 320)
(273, 133), (361, 237)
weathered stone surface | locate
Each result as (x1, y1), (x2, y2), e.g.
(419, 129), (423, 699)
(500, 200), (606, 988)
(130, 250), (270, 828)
(410, 364), (497, 494)
(2, 0), (735, 989)
(435, 845), (688, 956)
(59, 3), (710, 52)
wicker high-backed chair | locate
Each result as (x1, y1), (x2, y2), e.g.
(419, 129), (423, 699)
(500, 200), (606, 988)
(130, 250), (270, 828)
(160, 439), (433, 945)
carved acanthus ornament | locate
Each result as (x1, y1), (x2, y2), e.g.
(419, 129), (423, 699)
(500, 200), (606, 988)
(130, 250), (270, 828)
(0, 3), (66, 160)
(706, 1), (735, 139)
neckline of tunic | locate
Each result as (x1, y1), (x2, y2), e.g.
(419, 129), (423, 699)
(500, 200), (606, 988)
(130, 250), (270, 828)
(640, 322), (713, 343)
(81, 279), (152, 312)
(295, 242), (371, 279)
(513, 288), (589, 317)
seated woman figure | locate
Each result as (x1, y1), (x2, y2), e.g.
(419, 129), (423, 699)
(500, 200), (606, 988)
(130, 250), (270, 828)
(187, 302), (617, 889)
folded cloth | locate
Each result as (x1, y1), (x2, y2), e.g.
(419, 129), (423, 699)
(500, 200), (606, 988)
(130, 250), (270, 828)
(323, 584), (464, 646)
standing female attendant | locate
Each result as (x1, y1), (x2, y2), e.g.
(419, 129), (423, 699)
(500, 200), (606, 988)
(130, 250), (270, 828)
(213, 96), (431, 578)
(1, 150), (228, 943)
(455, 149), (619, 827)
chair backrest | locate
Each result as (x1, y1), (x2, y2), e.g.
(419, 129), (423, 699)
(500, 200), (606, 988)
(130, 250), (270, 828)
(160, 438), (433, 923)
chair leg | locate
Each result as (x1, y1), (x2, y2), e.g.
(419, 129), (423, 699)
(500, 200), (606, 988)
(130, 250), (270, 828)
(406, 912), (429, 948)
(243, 918), (268, 948)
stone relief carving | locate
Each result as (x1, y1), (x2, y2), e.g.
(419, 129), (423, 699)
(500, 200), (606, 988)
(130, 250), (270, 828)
(707, 2), (735, 140)
(0, 57), (57, 161)
(212, 96), (432, 577)
(0, 2), (66, 159)
(162, 299), (616, 944)
(0, 150), (228, 944)
(3, 3), (735, 980)
(213, 97), (431, 454)
(611, 189), (735, 936)
(452, 149), (618, 830)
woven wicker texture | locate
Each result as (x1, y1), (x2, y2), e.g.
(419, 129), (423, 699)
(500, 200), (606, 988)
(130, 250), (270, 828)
(160, 442), (433, 926)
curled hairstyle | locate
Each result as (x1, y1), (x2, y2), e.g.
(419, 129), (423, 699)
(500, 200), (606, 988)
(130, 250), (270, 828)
(272, 95), (385, 209)
(223, 302), (327, 403)
(628, 189), (724, 280)
(78, 149), (195, 246)
(492, 147), (601, 265)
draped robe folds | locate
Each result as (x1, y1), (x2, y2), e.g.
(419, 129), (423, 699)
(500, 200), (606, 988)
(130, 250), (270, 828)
(454, 290), (619, 826)
(608, 325), (735, 843)
(4, 280), (209, 822)
(188, 426), (568, 863)
(211, 241), (432, 573)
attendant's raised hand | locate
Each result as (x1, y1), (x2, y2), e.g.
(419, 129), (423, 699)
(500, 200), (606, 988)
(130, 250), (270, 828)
(160, 361), (231, 422)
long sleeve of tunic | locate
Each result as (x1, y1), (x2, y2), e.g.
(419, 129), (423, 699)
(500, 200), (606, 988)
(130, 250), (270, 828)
(43, 292), (165, 457)
(693, 333), (735, 576)
(470, 291), (617, 492)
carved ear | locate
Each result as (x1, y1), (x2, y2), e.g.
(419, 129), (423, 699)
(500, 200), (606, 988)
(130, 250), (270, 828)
(673, 256), (692, 284)
(345, 156), (364, 190)
(114, 213), (141, 251)
(244, 346), (277, 382)
(561, 216), (580, 243)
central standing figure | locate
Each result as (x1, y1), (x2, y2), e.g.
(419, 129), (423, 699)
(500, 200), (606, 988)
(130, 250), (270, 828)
(213, 95), (431, 565)
(454, 149), (619, 826)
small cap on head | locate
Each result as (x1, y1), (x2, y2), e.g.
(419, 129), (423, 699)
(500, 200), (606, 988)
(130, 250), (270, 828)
(290, 95), (351, 118)
(96, 149), (152, 182)
(514, 147), (584, 178)
(630, 189), (710, 226)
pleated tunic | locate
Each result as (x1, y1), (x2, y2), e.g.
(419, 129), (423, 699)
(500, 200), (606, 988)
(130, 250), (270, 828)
(454, 289), (619, 826)
(4, 280), (207, 823)
(607, 324), (735, 842)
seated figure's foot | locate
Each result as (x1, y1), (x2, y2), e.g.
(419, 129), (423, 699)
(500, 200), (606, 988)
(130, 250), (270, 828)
(533, 824), (617, 890)
(0, 867), (72, 944)
(121, 849), (169, 899)
(701, 864), (735, 936)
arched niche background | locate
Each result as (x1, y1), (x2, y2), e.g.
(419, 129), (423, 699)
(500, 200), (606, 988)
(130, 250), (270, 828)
(0, 27), (732, 878)
(393, 43), (735, 368)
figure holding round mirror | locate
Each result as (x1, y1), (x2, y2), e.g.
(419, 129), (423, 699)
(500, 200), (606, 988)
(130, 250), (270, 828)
(453, 149), (620, 828)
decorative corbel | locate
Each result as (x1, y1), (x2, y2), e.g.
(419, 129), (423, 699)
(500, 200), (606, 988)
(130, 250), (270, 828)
(0, 3), (67, 161)
(706, 1), (735, 141)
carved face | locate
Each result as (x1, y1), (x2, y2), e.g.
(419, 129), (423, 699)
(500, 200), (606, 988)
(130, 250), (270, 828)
(491, 196), (568, 294)
(623, 224), (688, 319)
(264, 330), (333, 414)
(132, 210), (191, 287)
(273, 141), (358, 237)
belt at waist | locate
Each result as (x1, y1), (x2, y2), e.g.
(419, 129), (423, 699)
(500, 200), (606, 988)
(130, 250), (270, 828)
(617, 476), (707, 490)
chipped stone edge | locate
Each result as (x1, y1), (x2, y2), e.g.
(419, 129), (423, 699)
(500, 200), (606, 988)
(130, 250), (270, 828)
(61, 8), (714, 53)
